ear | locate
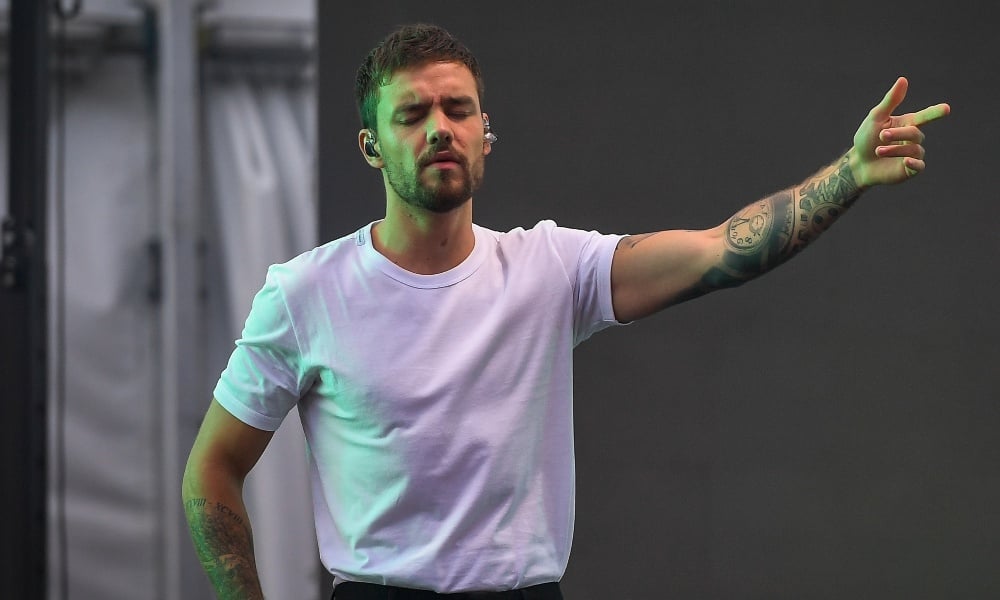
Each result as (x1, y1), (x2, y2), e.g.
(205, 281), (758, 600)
(358, 129), (383, 168)
(482, 112), (493, 156)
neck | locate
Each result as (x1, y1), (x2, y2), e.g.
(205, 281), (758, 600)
(372, 198), (475, 275)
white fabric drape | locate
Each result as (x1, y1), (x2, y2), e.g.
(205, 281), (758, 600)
(6, 58), (318, 600)
(0, 10), (318, 599)
(42, 55), (162, 600)
(203, 74), (319, 600)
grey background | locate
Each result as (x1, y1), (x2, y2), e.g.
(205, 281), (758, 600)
(318, 2), (998, 598)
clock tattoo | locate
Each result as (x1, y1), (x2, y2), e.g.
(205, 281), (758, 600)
(726, 199), (773, 254)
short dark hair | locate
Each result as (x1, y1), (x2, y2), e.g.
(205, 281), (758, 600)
(355, 24), (485, 132)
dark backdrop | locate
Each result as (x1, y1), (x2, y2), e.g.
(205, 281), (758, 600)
(318, 2), (999, 598)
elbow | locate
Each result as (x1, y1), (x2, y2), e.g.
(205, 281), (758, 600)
(181, 448), (218, 504)
(181, 455), (202, 505)
(181, 450), (245, 508)
(701, 263), (751, 292)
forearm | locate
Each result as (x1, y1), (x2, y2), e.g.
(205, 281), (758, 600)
(182, 466), (264, 600)
(704, 152), (862, 290)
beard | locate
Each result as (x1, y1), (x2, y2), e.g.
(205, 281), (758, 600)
(384, 147), (485, 214)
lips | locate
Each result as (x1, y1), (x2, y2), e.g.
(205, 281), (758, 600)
(423, 150), (461, 168)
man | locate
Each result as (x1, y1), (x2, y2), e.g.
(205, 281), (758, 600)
(182, 23), (949, 600)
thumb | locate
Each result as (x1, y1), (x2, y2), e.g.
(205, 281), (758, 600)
(871, 76), (908, 121)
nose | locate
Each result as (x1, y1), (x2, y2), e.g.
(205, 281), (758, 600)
(426, 110), (454, 146)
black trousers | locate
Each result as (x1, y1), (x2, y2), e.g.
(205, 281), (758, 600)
(332, 581), (563, 600)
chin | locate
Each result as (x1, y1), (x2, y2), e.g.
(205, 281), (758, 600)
(421, 194), (471, 214)
(417, 177), (475, 213)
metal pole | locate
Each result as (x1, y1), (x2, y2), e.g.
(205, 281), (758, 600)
(0, 0), (49, 598)
(157, 0), (203, 598)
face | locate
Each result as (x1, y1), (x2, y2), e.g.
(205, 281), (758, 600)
(364, 61), (491, 214)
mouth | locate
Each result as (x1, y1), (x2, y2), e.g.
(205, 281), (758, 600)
(424, 151), (461, 169)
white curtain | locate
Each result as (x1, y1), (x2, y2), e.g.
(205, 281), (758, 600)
(0, 11), (318, 599)
(9, 54), (320, 600)
(203, 72), (319, 600)
(43, 55), (162, 600)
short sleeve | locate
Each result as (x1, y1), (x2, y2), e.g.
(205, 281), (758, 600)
(213, 267), (304, 431)
(542, 222), (627, 345)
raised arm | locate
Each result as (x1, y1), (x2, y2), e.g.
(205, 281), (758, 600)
(182, 399), (274, 600)
(611, 77), (950, 322)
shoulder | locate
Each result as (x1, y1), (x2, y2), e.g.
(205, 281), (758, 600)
(266, 226), (367, 294)
(493, 219), (622, 256)
(482, 220), (623, 281)
(489, 219), (607, 247)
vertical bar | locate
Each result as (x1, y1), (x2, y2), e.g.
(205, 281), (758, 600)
(157, 1), (202, 598)
(0, 0), (49, 598)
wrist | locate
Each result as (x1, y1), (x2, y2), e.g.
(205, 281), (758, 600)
(845, 147), (872, 192)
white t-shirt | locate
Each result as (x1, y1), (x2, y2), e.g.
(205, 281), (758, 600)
(214, 220), (625, 593)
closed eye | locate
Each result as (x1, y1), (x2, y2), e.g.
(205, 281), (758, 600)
(392, 97), (477, 126)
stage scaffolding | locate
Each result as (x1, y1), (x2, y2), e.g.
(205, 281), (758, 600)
(0, 1), (315, 598)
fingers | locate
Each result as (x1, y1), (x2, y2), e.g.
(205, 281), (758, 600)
(856, 78), (948, 186)
(876, 124), (926, 159)
(880, 125), (924, 144)
(875, 141), (925, 159)
(871, 76), (908, 121)
(903, 157), (925, 178)
(907, 102), (951, 127)
(871, 78), (950, 128)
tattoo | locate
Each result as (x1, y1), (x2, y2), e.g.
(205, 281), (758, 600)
(184, 498), (263, 599)
(184, 497), (207, 511)
(793, 155), (860, 252)
(704, 155), (861, 291)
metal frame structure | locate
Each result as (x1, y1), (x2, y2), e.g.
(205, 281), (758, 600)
(1, 1), (49, 597)
(156, 3), (201, 597)
(0, 2), (313, 598)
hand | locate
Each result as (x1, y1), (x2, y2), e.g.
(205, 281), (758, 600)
(850, 77), (950, 188)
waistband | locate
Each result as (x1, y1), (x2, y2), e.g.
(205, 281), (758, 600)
(332, 581), (563, 600)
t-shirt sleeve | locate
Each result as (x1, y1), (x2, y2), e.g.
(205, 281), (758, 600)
(213, 266), (305, 431)
(544, 222), (627, 345)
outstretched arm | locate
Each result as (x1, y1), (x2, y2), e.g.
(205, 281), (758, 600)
(611, 77), (950, 322)
(183, 399), (274, 600)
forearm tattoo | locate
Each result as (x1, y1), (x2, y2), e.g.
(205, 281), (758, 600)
(705, 155), (861, 290)
(184, 497), (263, 599)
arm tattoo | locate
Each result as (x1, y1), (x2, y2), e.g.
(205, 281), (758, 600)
(184, 498), (264, 599)
(705, 155), (861, 290)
